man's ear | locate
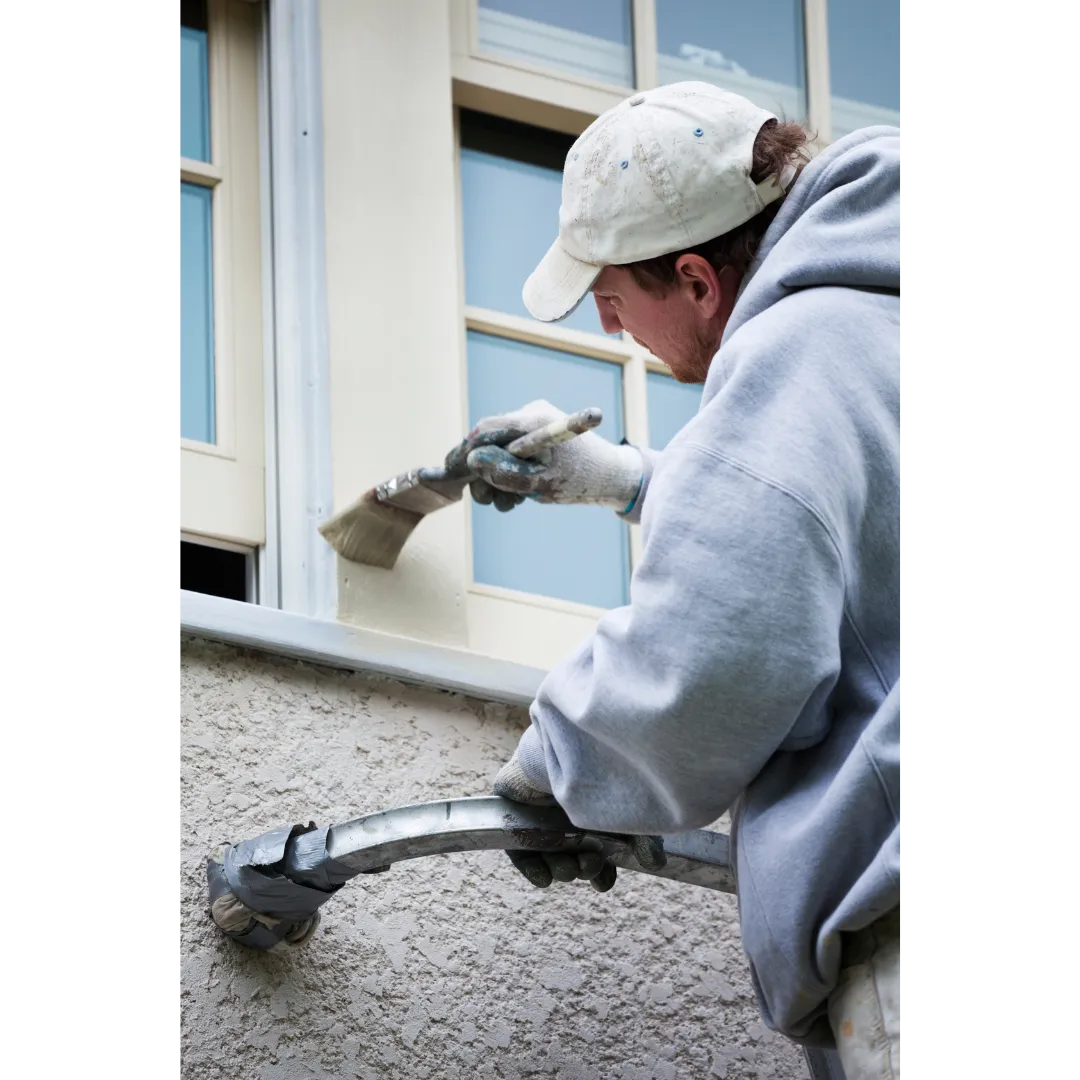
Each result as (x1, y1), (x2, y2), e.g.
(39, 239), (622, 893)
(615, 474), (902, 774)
(673, 254), (724, 317)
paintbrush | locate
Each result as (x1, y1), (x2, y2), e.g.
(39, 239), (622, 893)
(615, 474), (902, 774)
(319, 408), (603, 569)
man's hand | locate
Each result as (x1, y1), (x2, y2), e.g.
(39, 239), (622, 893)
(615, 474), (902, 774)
(493, 750), (666, 892)
(444, 400), (644, 514)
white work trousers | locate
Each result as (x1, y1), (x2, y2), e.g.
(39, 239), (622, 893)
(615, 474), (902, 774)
(827, 908), (900, 1080)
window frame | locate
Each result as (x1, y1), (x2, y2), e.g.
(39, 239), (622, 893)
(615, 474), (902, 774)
(181, 0), (267, 549)
(181, 531), (258, 603)
(452, 104), (691, 664)
(452, 0), (838, 142)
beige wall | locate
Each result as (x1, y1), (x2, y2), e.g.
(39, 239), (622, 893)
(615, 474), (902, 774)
(320, 0), (471, 647)
(181, 638), (808, 1079)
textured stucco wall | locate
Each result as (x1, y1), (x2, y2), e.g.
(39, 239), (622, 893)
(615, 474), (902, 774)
(181, 638), (808, 1079)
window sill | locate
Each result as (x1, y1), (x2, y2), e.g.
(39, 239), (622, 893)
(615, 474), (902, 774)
(180, 590), (545, 706)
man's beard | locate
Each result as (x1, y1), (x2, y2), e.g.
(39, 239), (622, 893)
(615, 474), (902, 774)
(668, 325), (720, 384)
(632, 322), (719, 385)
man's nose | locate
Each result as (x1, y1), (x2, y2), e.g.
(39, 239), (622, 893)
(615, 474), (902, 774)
(593, 294), (623, 334)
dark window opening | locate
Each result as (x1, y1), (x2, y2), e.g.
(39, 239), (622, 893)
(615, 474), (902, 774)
(181, 541), (249, 602)
(459, 108), (576, 171)
(181, 0), (208, 31)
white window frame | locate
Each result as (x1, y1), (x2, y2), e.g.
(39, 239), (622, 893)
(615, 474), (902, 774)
(452, 105), (687, 667)
(450, 0), (903, 147)
(181, 530), (258, 603)
(181, 0), (267, 549)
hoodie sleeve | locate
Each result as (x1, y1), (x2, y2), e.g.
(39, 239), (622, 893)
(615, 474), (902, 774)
(515, 436), (848, 835)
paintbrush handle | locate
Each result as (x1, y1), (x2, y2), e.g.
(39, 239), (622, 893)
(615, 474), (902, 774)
(504, 407), (603, 459)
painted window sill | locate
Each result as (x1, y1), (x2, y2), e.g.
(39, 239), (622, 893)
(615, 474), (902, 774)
(180, 590), (545, 706)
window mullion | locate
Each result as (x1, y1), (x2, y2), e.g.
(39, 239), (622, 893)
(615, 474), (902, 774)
(622, 340), (649, 573)
(803, 0), (833, 143)
(631, 0), (659, 91)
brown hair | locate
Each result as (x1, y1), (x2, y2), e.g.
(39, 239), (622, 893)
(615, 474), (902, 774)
(621, 120), (812, 291)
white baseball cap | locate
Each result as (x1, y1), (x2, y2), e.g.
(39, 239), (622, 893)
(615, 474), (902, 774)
(523, 81), (792, 323)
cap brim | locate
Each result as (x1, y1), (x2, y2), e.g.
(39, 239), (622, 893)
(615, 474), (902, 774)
(522, 238), (603, 323)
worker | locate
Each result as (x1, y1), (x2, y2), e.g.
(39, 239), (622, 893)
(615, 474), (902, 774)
(442, 82), (899, 1080)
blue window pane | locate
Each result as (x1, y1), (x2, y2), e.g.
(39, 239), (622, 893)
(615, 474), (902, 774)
(181, 183), (215, 443)
(460, 146), (613, 337)
(656, 0), (806, 122)
(646, 372), (702, 450)
(467, 331), (629, 609)
(478, 0), (634, 88)
(181, 26), (211, 161)
(828, 0), (900, 140)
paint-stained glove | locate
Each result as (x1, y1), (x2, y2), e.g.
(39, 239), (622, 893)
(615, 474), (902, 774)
(443, 400), (644, 514)
(492, 750), (666, 892)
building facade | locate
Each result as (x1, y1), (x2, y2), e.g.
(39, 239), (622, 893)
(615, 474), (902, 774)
(180, 3), (899, 1076)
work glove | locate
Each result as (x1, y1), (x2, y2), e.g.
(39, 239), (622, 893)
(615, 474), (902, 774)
(443, 400), (644, 514)
(493, 750), (666, 892)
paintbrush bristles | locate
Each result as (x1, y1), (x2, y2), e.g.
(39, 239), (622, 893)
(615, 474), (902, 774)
(318, 491), (423, 569)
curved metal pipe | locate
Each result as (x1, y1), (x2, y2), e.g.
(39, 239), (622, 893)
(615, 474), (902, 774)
(323, 797), (735, 891)
(206, 797), (735, 954)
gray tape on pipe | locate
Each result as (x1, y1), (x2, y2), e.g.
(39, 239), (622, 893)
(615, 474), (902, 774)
(207, 821), (353, 949)
(223, 823), (343, 921)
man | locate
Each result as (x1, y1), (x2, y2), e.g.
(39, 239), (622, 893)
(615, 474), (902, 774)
(445, 82), (899, 1080)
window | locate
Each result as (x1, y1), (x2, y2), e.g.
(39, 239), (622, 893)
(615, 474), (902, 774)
(458, 113), (612, 337)
(466, 332), (630, 609)
(458, 109), (702, 617)
(181, 539), (253, 602)
(646, 371), (703, 451)
(181, 180), (216, 444)
(476, 0), (635, 90)
(180, 0), (266, 550)
(181, 2), (214, 443)
(459, 111), (633, 611)
(655, 0), (807, 122)
(453, 1), (900, 144)
(827, 0), (900, 140)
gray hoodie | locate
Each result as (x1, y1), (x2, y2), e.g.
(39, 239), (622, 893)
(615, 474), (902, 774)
(515, 126), (900, 1045)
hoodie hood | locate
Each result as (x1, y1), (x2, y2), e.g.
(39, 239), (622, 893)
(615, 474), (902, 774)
(720, 125), (900, 354)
